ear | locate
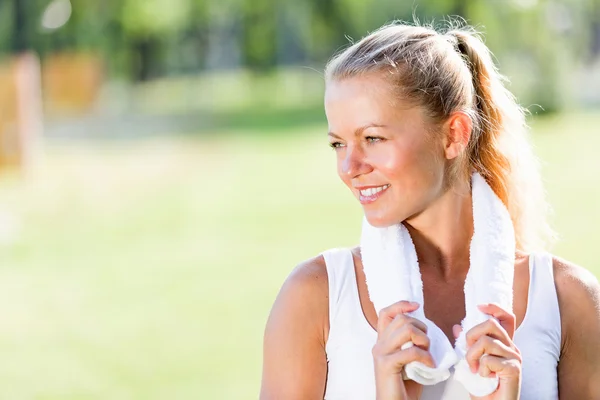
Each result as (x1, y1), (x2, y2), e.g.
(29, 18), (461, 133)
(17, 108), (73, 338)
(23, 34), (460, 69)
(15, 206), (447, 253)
(443, 112), (472, 160)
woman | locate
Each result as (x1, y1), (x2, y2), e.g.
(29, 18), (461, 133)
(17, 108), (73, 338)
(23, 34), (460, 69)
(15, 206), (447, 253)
(260, 21), (600, 399)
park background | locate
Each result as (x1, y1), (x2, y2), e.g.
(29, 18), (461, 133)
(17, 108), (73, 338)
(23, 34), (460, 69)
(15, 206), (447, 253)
(0, 0), (599, 398)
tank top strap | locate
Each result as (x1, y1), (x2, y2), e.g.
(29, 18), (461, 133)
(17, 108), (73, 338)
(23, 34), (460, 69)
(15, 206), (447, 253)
(526, 252), (562, 354)
(322, 248), (359, 326)
(322, 248), (372, 356)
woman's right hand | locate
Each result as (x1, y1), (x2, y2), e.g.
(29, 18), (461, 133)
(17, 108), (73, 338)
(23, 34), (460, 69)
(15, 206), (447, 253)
(372, 301), (435, 400)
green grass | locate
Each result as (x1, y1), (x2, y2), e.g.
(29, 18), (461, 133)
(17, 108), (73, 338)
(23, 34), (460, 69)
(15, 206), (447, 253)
(0, 111), (598, 399)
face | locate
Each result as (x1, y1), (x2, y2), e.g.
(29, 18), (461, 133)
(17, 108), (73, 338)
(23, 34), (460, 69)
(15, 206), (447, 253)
(324, 74), (447, 228)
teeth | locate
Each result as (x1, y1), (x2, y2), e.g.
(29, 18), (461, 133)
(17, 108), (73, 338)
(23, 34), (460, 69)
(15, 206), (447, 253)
(360, 185), (389, 197)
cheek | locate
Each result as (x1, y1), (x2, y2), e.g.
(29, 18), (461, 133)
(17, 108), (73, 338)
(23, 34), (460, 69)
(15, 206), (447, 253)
(376, 140), (444, 191)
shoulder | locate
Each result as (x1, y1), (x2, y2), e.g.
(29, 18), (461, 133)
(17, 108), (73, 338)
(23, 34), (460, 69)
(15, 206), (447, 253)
(265, 254), (330, 343)
(550, 255), (600, 350)
(261, 254), (331, 399)
(547, 256), (600, 396)
(281, 253), (329, 300)
(551, 255), (600, 311)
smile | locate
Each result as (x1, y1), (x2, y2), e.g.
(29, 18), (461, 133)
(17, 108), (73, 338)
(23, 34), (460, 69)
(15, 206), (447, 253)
(358, 184), (390, 204)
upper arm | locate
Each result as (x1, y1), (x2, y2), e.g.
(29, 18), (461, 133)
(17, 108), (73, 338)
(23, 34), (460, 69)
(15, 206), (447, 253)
(554, 257), (600, 399)
(260, 256), (330, 400)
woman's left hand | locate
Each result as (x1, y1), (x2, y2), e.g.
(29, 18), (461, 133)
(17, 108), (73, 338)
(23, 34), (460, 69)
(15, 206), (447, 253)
(454, 303), (522, 400)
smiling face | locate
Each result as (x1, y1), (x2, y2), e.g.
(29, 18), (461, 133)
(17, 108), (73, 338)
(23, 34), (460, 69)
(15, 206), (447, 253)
(325, 74), (449, 227)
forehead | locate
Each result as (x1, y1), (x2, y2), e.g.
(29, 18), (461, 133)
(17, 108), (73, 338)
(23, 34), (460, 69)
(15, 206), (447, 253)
(324, 74), (418, 131)
(325, 74), (394, 107)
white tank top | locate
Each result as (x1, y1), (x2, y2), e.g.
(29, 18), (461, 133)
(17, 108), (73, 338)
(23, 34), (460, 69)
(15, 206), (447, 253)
(322, 248), (561, 400)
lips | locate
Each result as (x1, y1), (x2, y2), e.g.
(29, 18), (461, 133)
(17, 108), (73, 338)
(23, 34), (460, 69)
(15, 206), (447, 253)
(357, 184), (390, 204)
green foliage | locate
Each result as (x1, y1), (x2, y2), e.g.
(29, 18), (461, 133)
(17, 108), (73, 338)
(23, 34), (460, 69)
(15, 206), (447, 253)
(0, 0), (597, 110)
(120, 0), (192, 37)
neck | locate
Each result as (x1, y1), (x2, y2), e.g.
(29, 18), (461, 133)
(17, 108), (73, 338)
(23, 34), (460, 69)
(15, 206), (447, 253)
(404, 179), (473, 278)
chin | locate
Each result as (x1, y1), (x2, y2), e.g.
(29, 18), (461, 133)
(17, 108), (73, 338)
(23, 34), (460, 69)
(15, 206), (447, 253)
(363, 210), (404, 228)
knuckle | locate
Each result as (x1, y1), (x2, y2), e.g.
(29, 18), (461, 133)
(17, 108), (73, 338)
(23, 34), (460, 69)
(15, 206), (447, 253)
(491, 337), (506, 351)
(392, 314), (408, 328)
(481, 335), (494, 346)
(465, 329), (475, 344)
(502, 358), (522, 375)
(487, 318), (502, 331)
(425, 352), (435, 367)
(508, 358), (522, 370)
(506, 311), (516, 322)
(405, 345), (431, 365)
(405, 345), (420, 360)
(513, 350), (523, 363)
(380, 305), (392, 318)
(465, 348), (477, 363)
(421, 334), (431, 349)
(479, 354), (490, 367)
(395, 313), (407, 323)
(406, 323), (420, 335)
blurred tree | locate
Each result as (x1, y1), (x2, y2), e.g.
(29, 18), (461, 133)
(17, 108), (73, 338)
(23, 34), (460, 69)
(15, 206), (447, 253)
(592, 0), (600, 57)
(275, 0), (311, 66)
(11, 0), (28, 52)
(120, 0), (192, 80)
(0, 0), (593, 111)
(205, 0), (243, 70)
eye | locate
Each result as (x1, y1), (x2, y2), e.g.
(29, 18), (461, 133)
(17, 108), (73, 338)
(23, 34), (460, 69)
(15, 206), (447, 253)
(365, 136), (383, 144)
(329, 141), (345, 149)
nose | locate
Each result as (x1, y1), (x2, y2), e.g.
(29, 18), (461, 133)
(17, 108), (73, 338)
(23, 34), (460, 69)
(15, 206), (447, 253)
(340, 145), (371, 180)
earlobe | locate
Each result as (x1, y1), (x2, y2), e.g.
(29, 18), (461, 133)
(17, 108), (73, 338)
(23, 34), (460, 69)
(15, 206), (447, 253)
(445, 142), (462, 160)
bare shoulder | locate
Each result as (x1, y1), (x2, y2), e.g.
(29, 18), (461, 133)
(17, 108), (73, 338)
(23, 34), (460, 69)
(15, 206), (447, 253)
(550, 256), (600, 397)
(260, 254), (330, 400)
(266, 254), (329, 343)
(551, 255), (600, 349)
(551, 255), (600, 312)
(280, 254), (329, 306)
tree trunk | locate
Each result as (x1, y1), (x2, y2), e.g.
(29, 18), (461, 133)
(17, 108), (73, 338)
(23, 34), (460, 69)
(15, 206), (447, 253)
(12, 0), (29, 52)
(276, 2), (309, 65)
(592, 0), (600, 57)
(205, 0), (242, 70)
(132, 37), (159, 82)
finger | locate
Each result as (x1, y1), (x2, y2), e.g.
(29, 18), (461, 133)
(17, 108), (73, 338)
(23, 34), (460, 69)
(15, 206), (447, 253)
(386, 322), (431, 351)
(466, 318), (512, 348)
(377, 301), (420, 335)
(478, 355), (521, 379)
(385, 313), (428, 337)
(381, 344), (436, 371)
(452, 324), (462, 339)
(477, 303), (516, 338)
(466, 336), (521, 373)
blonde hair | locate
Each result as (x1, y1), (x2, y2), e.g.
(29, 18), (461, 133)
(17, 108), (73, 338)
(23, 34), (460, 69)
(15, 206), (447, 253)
(325, 20), (554, 251)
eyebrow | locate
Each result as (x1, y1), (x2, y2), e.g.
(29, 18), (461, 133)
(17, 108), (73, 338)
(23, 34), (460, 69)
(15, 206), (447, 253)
(328, 123), (387, 139)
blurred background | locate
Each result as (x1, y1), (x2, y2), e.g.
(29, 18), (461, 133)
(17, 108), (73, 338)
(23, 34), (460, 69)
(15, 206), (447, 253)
(0, 0), (598, 398)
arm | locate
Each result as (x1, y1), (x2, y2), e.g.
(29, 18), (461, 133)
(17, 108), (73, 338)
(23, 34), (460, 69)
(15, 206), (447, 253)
(260, 256), (329, 400)
(554, 257), (600, 399)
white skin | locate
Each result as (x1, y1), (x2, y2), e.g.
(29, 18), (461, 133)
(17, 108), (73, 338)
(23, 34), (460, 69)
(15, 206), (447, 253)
(260, 73), (600, 400)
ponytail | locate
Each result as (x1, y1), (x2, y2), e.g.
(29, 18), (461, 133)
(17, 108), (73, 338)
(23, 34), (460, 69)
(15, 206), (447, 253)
(447, 28), (554, 250)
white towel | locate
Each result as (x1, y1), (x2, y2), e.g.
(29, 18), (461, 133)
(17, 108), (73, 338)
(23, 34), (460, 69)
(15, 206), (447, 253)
(360, 172), (515, 397)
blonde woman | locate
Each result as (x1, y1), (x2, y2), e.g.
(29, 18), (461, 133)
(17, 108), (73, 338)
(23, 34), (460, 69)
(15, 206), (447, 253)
(260, 21), (600, 400)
